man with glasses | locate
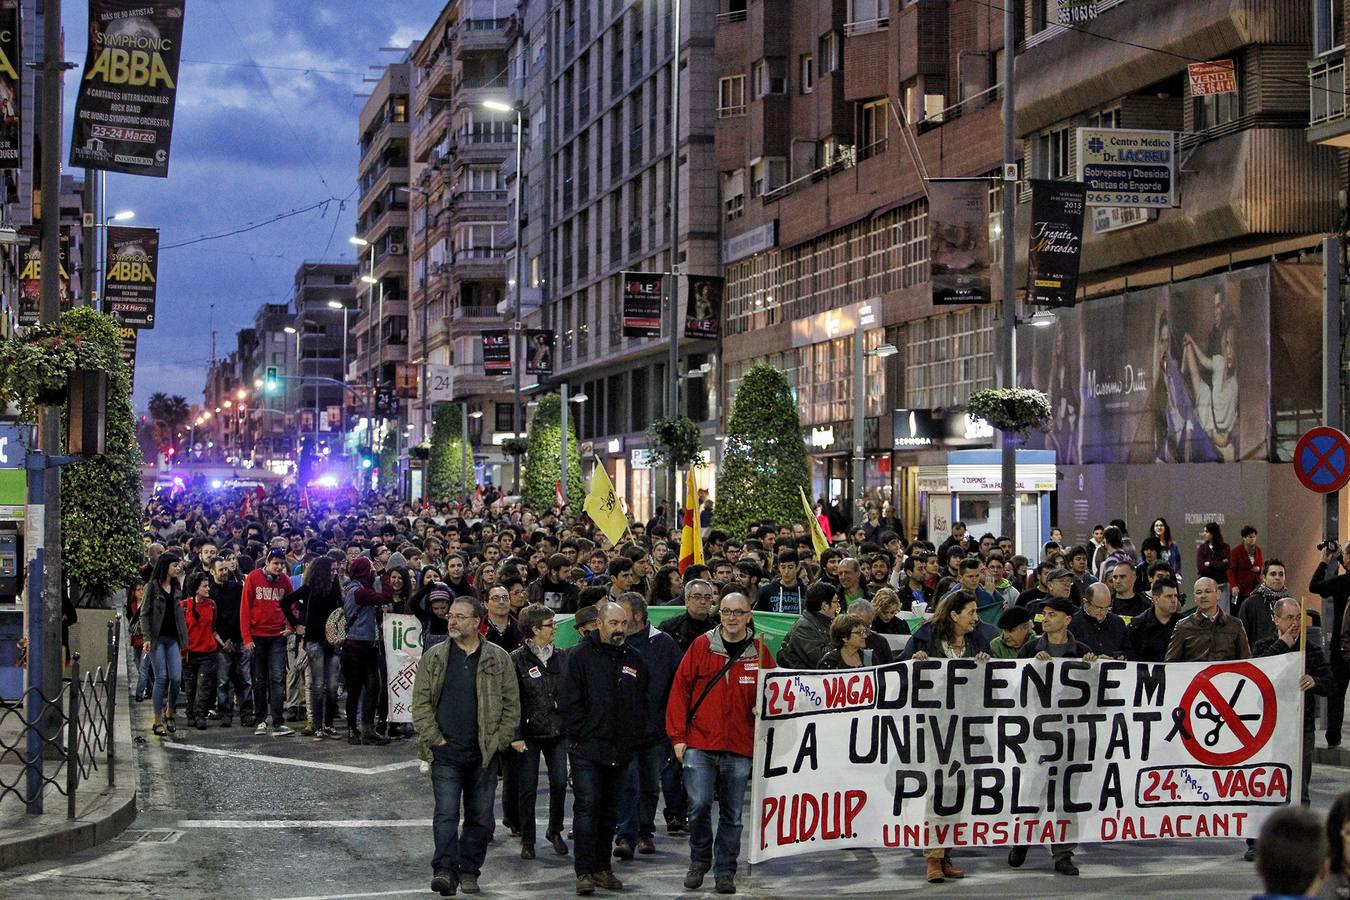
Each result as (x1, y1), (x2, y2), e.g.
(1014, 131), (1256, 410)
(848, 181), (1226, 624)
(778, 582), (841, 669)
(510, 604), (569, 860)
(1070, 583), (1130, 659)
(659, 579), (717, 653)
(667, 588), (775, 895)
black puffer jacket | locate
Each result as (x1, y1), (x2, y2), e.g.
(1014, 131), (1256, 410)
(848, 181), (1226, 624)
(511, 642), (566, 740)
(559, 631), (649, 765)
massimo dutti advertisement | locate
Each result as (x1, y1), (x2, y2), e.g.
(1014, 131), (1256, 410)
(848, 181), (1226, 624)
(1013, 264), (1318, 466)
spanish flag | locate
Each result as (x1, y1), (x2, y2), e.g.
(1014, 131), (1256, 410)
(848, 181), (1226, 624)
(800, 485), (829, 556)
(678, 469), (704, 573)
(583, 463), (629, 546)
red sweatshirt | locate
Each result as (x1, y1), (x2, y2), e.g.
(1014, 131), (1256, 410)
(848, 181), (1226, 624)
(666, 627), (775, 758)
(180, 596), (218, 654)
(240, 568), (293, 644)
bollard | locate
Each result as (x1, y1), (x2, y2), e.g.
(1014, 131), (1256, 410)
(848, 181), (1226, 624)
(66, 652), (80, 819)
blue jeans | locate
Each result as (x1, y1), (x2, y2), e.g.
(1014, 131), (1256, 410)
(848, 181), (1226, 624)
(149, 637), (182, 717)
(250, 635), (287, 726)
(684, 748), (751, 878)
(135, 648), (152, 698)
(570, 755), (626, 877)
(216, 645), (254, 722)
(430, 744), (497, 880)
(306, 641), (340, 728)
(516, 736), (568, 845)
(617, 742), (664, 843)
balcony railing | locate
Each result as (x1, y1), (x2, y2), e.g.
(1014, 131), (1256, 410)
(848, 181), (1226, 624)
(844, 16), (889, 35)
(715, 9), (748, 24)
(1311, 54), (1347, 126)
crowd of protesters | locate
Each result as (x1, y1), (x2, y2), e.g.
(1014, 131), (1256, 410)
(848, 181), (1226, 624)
(131, 485), (1347, 895)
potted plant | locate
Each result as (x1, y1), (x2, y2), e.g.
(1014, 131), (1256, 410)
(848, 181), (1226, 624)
(965, 388), (1052, 436)
(0, 328), (82, 413)
(645, 415), (703, 470)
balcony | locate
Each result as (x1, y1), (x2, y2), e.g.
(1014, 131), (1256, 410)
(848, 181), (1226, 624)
(450, 188), (508, 222)
(456, 17), (514, 53)
(450, 305), (504, 323)
(358, 119), (409, 177)
(1309, 50), (1350, 147)
(412, 102), (452, 163)
(416, 48), (453, 110)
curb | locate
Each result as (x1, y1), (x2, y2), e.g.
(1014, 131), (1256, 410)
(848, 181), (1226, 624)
(0, 618), (138, 870)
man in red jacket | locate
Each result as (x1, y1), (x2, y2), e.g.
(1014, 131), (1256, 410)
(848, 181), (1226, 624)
(241, 548), (296, 737)
(666, 588), (775, 896)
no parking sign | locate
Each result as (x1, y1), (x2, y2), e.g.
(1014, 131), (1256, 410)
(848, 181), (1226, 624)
(1294, 426), (1350, 494)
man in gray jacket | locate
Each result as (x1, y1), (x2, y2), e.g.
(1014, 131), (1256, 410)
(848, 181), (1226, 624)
(777, 582), (841, 669)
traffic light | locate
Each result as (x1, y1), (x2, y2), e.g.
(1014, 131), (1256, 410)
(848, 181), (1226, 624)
(264, 367), (279, 394)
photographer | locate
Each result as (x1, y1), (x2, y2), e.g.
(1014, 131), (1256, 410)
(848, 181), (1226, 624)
(1312, 538), (1350, 747)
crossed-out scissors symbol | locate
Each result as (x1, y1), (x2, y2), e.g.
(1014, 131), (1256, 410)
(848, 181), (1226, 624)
(1192, 680), (1261, 747)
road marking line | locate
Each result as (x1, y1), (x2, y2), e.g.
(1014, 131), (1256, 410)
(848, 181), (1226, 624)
(176, 818), (431, 829)
(270, 891), (428, 900)
(159, 741), (421, 775)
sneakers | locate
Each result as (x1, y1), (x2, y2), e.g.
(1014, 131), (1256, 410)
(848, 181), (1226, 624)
(636, 836), (655, 855)
(219, 717), (232, 728)
(458, 874), (479, 894)
(323, 726), (340, 739)
(613, 838), (634, 860)
(206, 709), (220, 720)
(272, 725), (296, 737)
(1243, 846), (1256, 862)
(301, 721), (316, 737)
(1054, 856), (1080, 876)
(684, 865), (709, 890)
(715, 875), (737, 894)
(430, 872), (456, 896)
(575, 874), (595, 896)
(666, 814), (687, 835)
(254, 722), (270, 736)
(591, 871), (622, 891)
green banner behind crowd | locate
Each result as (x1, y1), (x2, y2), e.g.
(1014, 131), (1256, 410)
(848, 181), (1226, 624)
(553, 605), (799, 656)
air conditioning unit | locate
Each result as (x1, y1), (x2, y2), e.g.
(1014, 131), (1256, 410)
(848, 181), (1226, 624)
(389, 243), (406, 255)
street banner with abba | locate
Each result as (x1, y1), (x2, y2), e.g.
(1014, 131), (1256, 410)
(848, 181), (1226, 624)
(750, 655), (1301, 863)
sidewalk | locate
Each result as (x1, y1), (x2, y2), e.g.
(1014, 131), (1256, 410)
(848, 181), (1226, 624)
(0, 623), (138, 870)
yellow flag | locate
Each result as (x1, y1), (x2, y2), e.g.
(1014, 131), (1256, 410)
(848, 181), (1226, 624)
(584, 463), (629, 546)
(800, 485), (829, 556)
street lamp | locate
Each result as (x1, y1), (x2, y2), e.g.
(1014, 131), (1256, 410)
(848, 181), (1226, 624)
(461, 405), (483, 511)
(851, 317), (897, 529)
(329, 299), (350, 457)
(481, 98), (526, 493)
(90, 208), (136, 306)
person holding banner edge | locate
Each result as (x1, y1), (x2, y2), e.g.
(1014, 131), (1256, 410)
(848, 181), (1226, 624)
(1252, 596), (1331, 807)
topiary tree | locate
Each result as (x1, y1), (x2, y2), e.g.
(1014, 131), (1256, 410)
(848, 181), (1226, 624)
(0, 306), (144, 607)
(713, 364), (811, 536)
(427, 402), (474, 501)
(375, 429), (399, 491)
(522, 392), (583, 509)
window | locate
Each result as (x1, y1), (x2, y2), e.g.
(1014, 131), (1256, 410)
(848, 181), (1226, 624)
(718, 74), (747, 117)
(1193, 72), (1242, 130)
(1036, 127), (1071, 179)
(722, 169), (745, 220)
(1088, 107), (1121, 129)
(751, 58), (786, 98)
(847, 0), (888, 33)
(750, 157), (786, 198)
(495, 403), (516, 433)
(818, 31), (841, 74)
(1316, 0), (1346, 55)
(859, 98), (888, 157)
(800, 54), (814, 94)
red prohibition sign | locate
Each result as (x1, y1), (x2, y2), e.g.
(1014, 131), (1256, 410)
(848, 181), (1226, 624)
(1294, 427), (1350, 494)
(1175, 662), (1277, 766)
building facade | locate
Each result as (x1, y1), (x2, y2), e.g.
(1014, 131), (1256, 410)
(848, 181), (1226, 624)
(291, 262), (357, 462)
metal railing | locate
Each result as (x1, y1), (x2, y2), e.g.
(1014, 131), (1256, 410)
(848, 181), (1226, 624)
(1310, 53), (1347, 126)
(715, 9), (748, 24)
(0, 617), (119, 817)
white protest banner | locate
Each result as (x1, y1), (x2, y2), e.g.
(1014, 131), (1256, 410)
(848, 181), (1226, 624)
(382, 613), (423, 723)
(750, 655), (1301, 863)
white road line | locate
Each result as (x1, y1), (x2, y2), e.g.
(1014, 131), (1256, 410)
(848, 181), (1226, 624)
(177, 818), (431, 829)
(159, 741), (421, 775)
(269, 891), (428, 900)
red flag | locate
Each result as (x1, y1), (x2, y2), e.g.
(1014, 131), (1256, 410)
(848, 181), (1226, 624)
(555, 481), (565, 509)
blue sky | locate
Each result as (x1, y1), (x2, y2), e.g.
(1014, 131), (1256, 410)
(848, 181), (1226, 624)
(59, 0), (446, 411)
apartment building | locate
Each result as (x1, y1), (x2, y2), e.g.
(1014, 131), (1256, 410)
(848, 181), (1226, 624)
(1011, 0), (1336, 568)
(408, 1), (517, 479)
(242, 303), (299, 471)
(353, 57), (413, 462)
(715, 0), (1006, 536)
(290, 262), (357, 461)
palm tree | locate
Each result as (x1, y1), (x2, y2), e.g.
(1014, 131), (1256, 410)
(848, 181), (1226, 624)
(147, 392), (191, 447)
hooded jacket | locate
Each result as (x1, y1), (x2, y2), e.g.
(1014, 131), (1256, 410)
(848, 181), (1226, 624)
(625, 624), (684, 747)
(666, 626), (775, 758)
(240, 566), (293, 644)
(342, 557), (393, 643)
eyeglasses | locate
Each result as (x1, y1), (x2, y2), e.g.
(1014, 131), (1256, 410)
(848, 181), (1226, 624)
(687, 595), (715, 603)
(539, 621), (557, 629)
(446, 613), (478, 621)
(720, 608), (752, 617)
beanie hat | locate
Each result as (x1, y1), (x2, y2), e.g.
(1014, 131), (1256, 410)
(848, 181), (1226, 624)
(348, 556), (373, 581)
(428, 582), (453, 605)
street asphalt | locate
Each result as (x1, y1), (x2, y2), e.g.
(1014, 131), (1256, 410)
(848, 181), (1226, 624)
(0, 701), (1336, 899)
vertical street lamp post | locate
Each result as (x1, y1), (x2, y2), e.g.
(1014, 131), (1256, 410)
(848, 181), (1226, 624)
(328, 299), (349, 463)
(399, 185), (432, 453)
(999, 0), (1019, 543)
(851, 320), (897, 530)
(461, 406), (483, 512)
(667, 0), (684, 513)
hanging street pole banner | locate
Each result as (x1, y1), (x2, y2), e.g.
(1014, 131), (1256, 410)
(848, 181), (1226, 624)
(928, 180), (991, 305)
(684, 274), (724, 340)
(1026, 180), (1087, 308)
(482, 329), (511, 375)
(70, 0), (186, 178)
(17, 225), (71, 326)
(621, 271), (664, 338)
(381, 613), (422, 724)
(750, 656), (1301, 863)
(525, 328), (555, 376)
(0, 1), (21, 170)
(104, 225), (159, 328)
(116, 324), (138, 384)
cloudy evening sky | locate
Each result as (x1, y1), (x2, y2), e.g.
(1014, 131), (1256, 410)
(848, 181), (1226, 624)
(59, 0), (448, 411)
